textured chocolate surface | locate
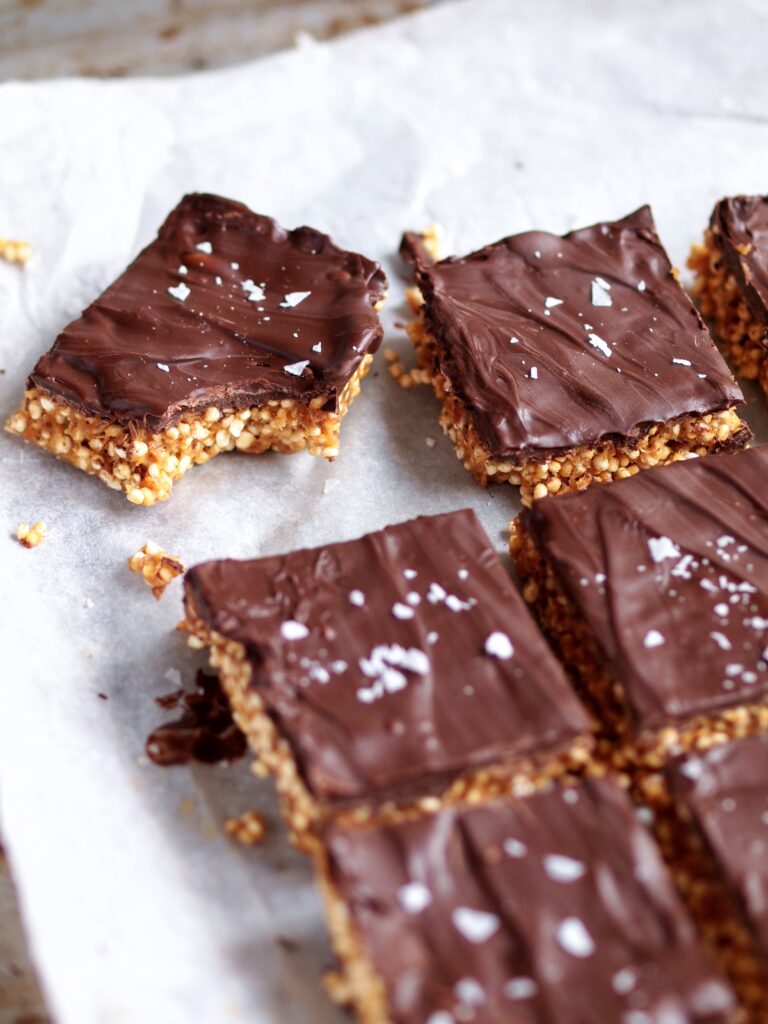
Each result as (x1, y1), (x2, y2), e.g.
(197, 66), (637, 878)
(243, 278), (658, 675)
(668, 736), (768, 959)
(30, 193), (387, 431)
(323, 778), (735, 1024)
(184, 509), (589, 808)
(419, 206), (743, 457)
(521, 447), (768, 733)
(710, 195), (768, 335)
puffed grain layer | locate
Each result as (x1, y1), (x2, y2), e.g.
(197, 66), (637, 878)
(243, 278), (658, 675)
(689, 231), (768, 399)
(5, 356), (371, 505)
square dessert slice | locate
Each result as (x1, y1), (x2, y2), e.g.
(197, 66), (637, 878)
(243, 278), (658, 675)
(401, 206), (750, 506)
(315, 777), (736, 1024)
(646, 736), (768, 1022)
(183, 509), (592, 842)
(511, 447), (768, 771)
(5, 193), (387, 505)
(690, 195), (768, 401)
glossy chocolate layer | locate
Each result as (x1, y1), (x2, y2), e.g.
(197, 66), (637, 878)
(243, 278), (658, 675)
(667, 736), (768, 959)
(31, 193), (387, 431)
(184, 509), (589, 808)
(521, 447), (768, 732)
(419, 206), (743, 457)
(145, 670), (246, 766)
(710, 195), (768, 335)
(324, 778), (735, 1024)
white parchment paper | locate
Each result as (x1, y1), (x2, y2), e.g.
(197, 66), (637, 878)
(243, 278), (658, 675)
(1, 1), (768, 1020)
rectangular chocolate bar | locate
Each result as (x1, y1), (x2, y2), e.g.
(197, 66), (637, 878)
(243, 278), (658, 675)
(5, 193), (386, 505)
(183, 509), (592, 841)
(512, 446), (768, 769)
(316, 777), (736, 1024)
(690, 195), (768, 401)
(401, 206), (750, 506)
(645, 737), (768, 1022)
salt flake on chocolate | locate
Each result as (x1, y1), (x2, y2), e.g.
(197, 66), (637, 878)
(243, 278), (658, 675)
(648, 536), (681, 563)
(452, 907), (500, 943)
(397, 881), (432, 914)
(168, 282), (190, 302)
(543, 854), (586, 882)
(644, 629), (665, 648)
(503, 837), (527, 858)
(392, 602), (415, 620)
(484, 632), (514, 659)
(591, 278), (612, 307)
(505, 978), (538, 1000)
(587, 333), (611, 358)
(555, 917), (595, 957)
(710, 631), (732, 651)
(195, 241), (213, 254)
(283, 360), (309, 377)
(281, 620), (309, 641)
(280, 291), (311, 308)
(241, 279), (265, 302)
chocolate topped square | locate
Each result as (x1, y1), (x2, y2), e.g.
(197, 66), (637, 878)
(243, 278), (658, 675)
(520, 447), (768, 734)
(420, 206), (742, 457)
(31, 192), (386, 431)
(6, 193), (387, 503)
(667, 735), (768, 959)
(321, 778), (735, 1024)
(184, 509), (590, 815)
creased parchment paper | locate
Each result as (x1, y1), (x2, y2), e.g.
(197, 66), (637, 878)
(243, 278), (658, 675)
(1, 1), (767, 1020)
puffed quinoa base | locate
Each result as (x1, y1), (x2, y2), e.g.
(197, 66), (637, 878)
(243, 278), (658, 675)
(510, 519), (768, 773)
(182, 607), (595, 851)
(392, 309), (751, 506)
(639, 772), (762, 1024)
(5, 355), (372, 505)
(689, 231), (768, 399)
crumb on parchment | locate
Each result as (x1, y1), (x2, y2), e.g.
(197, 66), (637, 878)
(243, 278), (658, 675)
(128, 540), (184, 599)
(224, 810), (266, 846)
(16, 521), (47, 548)
(0, 237), (32, 265)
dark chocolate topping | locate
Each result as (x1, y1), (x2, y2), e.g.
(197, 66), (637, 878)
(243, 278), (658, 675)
(145, 670), (246, 766)
(399, 230), (437, 274)
(667, 736), (768, 958)
(324, 778), (735, 1024)
(710, 195), (768, 337)
(521, 447), (768, 732)
(420, 206), (743, 457)
(31, 193), (387, 431)
(184, 509), (589, 808)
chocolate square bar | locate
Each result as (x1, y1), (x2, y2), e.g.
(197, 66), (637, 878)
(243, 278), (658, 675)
(690, 195), (768, 401)
(316, 777), (736, 1024)
(183, 509), (592, 840)
(5, 193), (386, 504)
(401, 207), (749, 506)
(512, 447), (768, 769)
(646, 737), (768, 1021)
